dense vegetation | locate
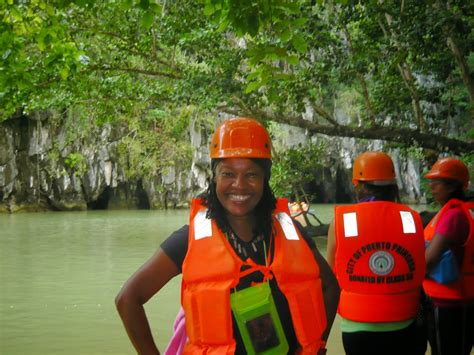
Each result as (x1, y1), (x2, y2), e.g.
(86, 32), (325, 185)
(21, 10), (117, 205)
(1, 0), (473, 197)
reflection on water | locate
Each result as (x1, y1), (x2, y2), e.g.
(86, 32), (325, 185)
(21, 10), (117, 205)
(0, 204), (428, 354)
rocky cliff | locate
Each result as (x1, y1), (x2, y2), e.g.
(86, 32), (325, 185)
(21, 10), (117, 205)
(0, 112), (209, 212)
(0, 112), (425, 213)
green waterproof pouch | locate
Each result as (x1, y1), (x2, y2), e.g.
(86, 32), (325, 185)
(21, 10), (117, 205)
(230, 282), (289, 355)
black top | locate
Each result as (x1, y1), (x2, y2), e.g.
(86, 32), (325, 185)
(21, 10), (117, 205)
(161, 220), (317, 354)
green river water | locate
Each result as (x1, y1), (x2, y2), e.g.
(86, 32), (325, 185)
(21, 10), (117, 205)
(1, 209), (190, 355)
(1, 204), (433, 355)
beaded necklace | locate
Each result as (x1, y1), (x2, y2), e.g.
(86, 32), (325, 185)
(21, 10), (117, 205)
(226, 230), (266, 260)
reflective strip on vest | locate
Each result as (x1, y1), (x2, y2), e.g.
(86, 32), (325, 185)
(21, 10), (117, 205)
(275, 212), (300, 240)
(343, 210), (418, 238)
(194, 210), (212, 240)
(343, 212), (358, 237)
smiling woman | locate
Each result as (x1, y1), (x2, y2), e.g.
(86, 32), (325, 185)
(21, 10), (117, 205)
(214, 158), (265, 235)
(115, 117), (340, 355)
(206, 118), (271, 243)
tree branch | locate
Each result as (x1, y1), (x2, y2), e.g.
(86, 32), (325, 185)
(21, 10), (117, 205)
(86, 65), (181, 79)
(218, 105), (473, 155)
(343, 27), (377, 125)
(440, 1), (474, 117)
(380, 12), (427, 132)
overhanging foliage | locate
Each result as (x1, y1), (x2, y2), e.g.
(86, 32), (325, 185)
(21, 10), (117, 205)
(1, 0), (472, 159)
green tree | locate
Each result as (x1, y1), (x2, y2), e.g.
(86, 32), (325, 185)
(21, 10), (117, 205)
(1, 0), (473, 158)
(207, 0), (473, 156)
(1, 0), (238, 181)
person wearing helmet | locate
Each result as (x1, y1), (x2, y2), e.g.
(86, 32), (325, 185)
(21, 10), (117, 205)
(326, 151), (426, 355)
(423, 157), (474, 355)
(115, 117), (339, 355)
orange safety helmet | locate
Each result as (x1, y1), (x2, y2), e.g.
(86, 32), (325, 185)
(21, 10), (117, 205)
(210, 117), (272, 159)
(425, 157), (469, 188)
(352, 151), (396, 186)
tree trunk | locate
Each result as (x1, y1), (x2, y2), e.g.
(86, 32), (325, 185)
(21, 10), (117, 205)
(446, 35), (474, 117)
(380, 13), (427, 132)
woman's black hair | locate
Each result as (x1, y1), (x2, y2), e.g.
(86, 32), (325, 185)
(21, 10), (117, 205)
(355, 182), (401, 202)
(443, 180), (467, 201)
(200, 158), (277, 239)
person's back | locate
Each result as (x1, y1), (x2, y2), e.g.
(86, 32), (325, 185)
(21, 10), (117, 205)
(327, 151), (426, 355)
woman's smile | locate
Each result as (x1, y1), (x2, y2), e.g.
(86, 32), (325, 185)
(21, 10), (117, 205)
(228, 194), (252, 202)
(214, 158), (265, 219)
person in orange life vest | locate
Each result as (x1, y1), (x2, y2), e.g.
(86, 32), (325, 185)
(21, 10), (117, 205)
(423, 157), (474, 355)
(289, 201), (310, 227)
(115, 117), (339, 355)
(326, 151), (426, 355)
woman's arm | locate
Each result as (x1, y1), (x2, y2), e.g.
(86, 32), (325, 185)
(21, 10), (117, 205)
(310, 240), (340, 343)
(292, 218), (339, 342)
(425, 233), (451, 272)
(115, 248), (180, 355)
(326, 221), (336, 269)
(425, 208), (469, 272)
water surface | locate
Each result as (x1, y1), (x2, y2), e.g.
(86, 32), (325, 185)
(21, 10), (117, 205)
(0, 204), (430, 354)
(1, 209), (188, 355)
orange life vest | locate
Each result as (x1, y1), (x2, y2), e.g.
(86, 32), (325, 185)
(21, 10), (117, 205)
(181, 198), (327, 354)
(423, 198), (474, 300)
(334, 201), (425, 322)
